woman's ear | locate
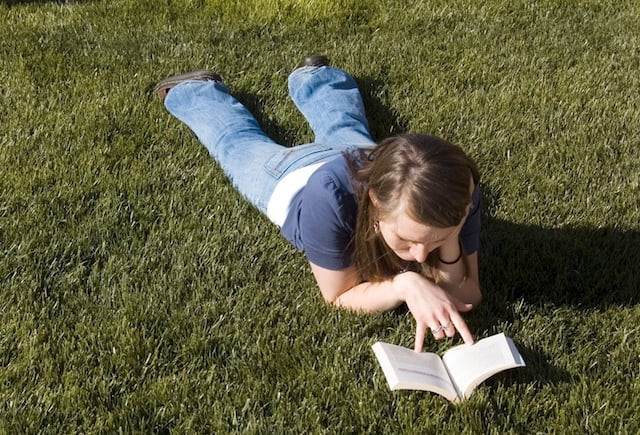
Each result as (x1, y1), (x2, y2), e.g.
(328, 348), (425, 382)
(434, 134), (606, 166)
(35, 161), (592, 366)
(368, 190), (379, 207)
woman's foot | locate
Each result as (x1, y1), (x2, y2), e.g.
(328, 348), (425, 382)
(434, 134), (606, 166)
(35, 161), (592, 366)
(153, 70), (222, 101)
(296, 55), (330, 69)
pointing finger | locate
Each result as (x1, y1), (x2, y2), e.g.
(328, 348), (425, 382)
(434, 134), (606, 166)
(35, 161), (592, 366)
(414, 321), (427, 353)
(450, 311), (474, 344)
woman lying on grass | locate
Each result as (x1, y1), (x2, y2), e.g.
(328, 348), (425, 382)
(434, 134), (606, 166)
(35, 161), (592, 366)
(154, 55), (482, 352)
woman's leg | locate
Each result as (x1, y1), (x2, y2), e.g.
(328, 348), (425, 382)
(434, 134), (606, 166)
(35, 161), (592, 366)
(164, 80), (285, 213)
(164, 78), (360, 216)
(288, 64), (375, 147)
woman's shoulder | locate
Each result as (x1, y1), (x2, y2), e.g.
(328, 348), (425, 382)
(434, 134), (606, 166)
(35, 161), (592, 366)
(307, 151), (361, 196)
(300, 156), (357, 224)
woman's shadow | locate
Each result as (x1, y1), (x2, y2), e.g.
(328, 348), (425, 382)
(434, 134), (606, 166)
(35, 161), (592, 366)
(471, 189), (639, 389)
(358, 74), (638, 312)
(479, 186), (639, 309)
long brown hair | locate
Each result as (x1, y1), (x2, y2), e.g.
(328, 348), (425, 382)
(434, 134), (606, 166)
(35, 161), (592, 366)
(347, 134), (480, 283)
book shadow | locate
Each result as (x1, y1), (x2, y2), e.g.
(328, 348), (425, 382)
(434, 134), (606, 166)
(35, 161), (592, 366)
(487, 339), (571, 390)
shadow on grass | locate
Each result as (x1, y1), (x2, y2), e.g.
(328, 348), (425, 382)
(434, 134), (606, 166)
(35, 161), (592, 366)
(513, 340), (571, 386)
(233, 76), (408, 147)
(233, 92), (301, 148)
(474, 198), (639, 388)
(480, 208), (639, 309)
(358, 76), (410, 141)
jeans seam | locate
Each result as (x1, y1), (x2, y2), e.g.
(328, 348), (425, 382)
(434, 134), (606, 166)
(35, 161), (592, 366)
(263, 145), (333, 179)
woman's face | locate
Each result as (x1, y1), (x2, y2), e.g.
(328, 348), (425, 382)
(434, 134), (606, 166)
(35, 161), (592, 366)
(377, 210), (456, 263)
(373, 176), (474, 263)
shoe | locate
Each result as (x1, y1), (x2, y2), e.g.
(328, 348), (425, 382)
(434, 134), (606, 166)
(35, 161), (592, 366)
(296, 55), (330, 69)
(153, 70), (222, 101)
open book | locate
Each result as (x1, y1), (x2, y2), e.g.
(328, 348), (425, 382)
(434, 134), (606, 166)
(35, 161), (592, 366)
(372, 333), (525, 402)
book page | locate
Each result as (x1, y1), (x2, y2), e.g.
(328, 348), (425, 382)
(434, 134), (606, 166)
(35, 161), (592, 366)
(372, 342), (457, 400)
(441, 333), (525, 399)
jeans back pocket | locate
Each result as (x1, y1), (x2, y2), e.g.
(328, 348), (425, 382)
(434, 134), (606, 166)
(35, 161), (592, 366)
(264, 143), (337, 179)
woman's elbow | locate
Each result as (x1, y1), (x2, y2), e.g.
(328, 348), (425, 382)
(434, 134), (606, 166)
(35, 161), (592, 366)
(318, 287), (343, 307)
(455, 280), (482, 307)
(328, 293), (352, 310)
(466, 284), (483, 307)
(322, 292), (338, 305)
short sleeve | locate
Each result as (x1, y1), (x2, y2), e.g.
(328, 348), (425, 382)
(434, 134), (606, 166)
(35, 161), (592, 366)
(298, 170), (356, 270)
(460, 185), (482, 254)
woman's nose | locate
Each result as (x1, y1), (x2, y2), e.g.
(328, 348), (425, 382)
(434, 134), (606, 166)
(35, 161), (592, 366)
(409, 244), (429, 263)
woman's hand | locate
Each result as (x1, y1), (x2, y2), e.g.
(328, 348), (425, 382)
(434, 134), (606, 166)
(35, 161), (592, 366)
(393, 271), (474, 352)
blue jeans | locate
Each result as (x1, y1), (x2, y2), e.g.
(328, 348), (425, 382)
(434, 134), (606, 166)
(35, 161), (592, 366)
(164, 65), (375, 215)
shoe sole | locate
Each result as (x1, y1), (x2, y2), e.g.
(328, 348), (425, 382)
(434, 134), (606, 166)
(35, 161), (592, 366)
(296, 55), (330, 69)
(153, 70), (222, 99)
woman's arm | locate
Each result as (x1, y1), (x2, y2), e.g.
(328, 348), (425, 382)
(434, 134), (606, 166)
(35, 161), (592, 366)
(309, 261), (475, 352)
(436, 193), (482, 306)
(309, 262), (402, 311)
(438, 248), (482, 306)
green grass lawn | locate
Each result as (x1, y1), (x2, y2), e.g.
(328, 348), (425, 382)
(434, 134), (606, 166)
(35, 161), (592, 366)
(1, 0), (639, 432)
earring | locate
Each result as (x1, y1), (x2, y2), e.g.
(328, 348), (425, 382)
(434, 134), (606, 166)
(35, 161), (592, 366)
(373, 221), (380, 233)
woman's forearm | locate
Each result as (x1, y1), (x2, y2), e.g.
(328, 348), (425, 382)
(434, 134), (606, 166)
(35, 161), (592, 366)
(437, 249), (482, 305)
(440, 271), (481, 305)
(438, 260), (467, 295)
(333, 279), (404, 312)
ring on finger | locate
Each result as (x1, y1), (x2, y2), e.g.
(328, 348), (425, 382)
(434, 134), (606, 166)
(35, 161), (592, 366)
(432, 323), (452, 334)
(431, 326), (445, 334)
